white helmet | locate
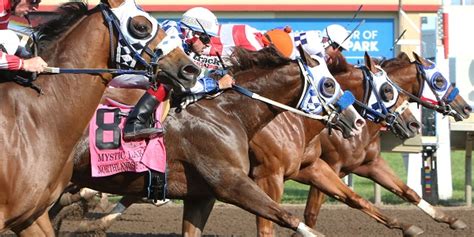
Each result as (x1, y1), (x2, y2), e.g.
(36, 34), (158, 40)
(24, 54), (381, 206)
(298, 31), (325, 58)
(180, 7), (219, 37)
(321, 24), (350, 51)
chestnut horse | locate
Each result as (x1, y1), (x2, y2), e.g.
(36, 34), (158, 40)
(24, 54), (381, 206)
(0, 1), (199, 236)
(68, 46), (366, 236)
(251, 52), (424, 237)
(300, 52), (470, 235)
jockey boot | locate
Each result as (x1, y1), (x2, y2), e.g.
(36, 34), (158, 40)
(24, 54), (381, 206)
(123, 92), (163, 141)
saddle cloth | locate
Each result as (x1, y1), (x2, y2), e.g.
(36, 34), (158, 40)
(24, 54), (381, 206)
(89, 98), (166, 177)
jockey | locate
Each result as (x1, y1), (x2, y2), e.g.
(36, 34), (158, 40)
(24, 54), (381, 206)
(122, 7), (234, 141)
(161, 7), (234, 95)
(177, 23), (352, 113)
(0, 0), (47, 73)
(320, 24), (351, 64)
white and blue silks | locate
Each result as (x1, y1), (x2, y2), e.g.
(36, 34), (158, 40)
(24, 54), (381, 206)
(161, 19), (221, 95)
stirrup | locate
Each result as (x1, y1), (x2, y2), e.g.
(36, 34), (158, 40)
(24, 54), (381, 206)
(123, 127), (163, 141)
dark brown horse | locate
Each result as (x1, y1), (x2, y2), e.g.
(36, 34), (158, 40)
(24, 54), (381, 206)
(300, 52), (470, 235)
(80, 52), (422, 236)
(68, 46), (366, 236)
(250, 52), (424, 237)
(0, 1), (199, 236)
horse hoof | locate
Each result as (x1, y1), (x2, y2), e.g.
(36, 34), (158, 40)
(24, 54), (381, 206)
(450, 219), (467, 230)
(403, 225), (424, 237)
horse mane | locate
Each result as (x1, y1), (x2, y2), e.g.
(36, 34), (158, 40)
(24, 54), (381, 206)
(327, 50), (350, 74)
(379, 52), (412, 68)
(229, 46), (292, 74)
(34, 1), (90, 52)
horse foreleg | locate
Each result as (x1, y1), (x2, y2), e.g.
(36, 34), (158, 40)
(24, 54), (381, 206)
(302, 186), (326, 229)
(254, 173), (285, 237)
(75, 195), (139, 233)
(36, 211), (55, 237)
(182, 197), (216, 237)
(16, 211), (54, 237)
(197, 163), (324, 237)
(353, 156), (467, 230)
(292, 159), (424, 236)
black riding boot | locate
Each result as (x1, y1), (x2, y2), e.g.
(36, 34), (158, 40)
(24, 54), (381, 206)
(123, 92), (163, 141)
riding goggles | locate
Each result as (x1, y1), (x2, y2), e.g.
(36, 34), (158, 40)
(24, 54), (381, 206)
(197, 33), (211, 45)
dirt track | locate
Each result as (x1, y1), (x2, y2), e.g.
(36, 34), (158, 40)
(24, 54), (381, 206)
(51, 202), (474, 237)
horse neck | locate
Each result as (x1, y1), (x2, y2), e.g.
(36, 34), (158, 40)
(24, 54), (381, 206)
(384, 63), (420, 96)
(228, 63), (304, 140)
(34, 12), (111, 145)
(333, 65), (365, 101)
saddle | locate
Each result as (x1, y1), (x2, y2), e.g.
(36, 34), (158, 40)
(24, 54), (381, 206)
(89, 98), (167, 201)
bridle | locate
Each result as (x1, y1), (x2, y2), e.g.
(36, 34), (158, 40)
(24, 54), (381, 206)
(99, 3), (163, 84)
(383, 61), (460, 117)
(355, 65), (410, 130)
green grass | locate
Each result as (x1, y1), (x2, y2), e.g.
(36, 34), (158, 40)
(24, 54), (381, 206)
(282, 151), (473, 205)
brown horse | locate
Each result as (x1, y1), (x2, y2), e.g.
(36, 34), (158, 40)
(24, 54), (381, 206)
(300, 52), (470, 235)
(67, 46), (366, 236)
(0, 1), (199, 235)
(69, 52), (422, 236)
(250, 52), (424, 237)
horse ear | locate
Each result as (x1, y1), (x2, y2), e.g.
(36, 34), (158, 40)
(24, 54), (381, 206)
(398, 52), (410, 62)
(101, 0), (125, 8)
(297, 44), (318, 67)
(364, 51), (376, 71)
(412, 52), (423, 64)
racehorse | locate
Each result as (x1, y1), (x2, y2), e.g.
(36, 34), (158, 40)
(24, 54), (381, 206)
(250, 51), (424, 237)
(68, 46), (365, 236)
(300, 51), (470, 235)
(0, 0), (199, 235)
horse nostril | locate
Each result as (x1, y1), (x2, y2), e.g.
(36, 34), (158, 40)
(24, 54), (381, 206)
(408, 121), (421, 133)
(181, 64), (201, 79)
(464, 105), (472, 115)
(355, 118), (365, 129)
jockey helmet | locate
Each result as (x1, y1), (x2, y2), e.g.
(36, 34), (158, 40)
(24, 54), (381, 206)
(265, 29), (293, 58)
(180, 7), (219, 37)
(299, 31), (325, 58)
(321, 24), (350, 51)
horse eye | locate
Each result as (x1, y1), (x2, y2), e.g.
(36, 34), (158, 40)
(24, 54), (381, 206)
(433, 76), (446, 90)
(320, 78), (336, 97)
(379, 82), (394, 102)
(128, 17), (152, 39)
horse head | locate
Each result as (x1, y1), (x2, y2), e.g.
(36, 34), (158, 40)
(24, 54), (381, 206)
(381, 52), (471, 121)
(297, 45), (365, 138)
(412, 52), (471, 121)
(37, 0), (199, 92)
(364, 52), (420, 139)
(102, 0), (200, 92)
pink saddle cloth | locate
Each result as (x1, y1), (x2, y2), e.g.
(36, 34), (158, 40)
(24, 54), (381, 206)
(89, 98), (166, 177)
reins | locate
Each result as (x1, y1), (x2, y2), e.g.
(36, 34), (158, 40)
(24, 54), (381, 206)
(383, 62), (457, 116)
(39, 4), (164, 83)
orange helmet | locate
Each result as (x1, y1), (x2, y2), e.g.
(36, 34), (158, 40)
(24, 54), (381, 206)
(264, 29), (294, 58)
